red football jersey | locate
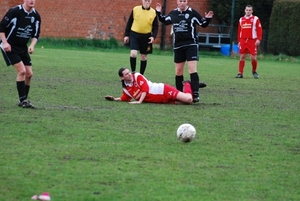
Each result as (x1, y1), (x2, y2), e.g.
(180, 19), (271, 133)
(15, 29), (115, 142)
(120, 73), (179, 104)
(238, 14), (262, 42)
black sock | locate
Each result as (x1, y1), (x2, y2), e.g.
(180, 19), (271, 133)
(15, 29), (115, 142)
(25, 85), (30, 99)
(190, 73), (200, 94)
(130, 57), (136, 72)
(175, 75), (184, 91)
(140, 60), (147, 75)
(16, 81), (26, 102)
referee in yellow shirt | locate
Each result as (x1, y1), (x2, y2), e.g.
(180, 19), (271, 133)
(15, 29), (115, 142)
(124, 0), (158, 75)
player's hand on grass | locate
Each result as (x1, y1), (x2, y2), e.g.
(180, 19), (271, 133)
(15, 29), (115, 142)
(104, 95), (114, 101)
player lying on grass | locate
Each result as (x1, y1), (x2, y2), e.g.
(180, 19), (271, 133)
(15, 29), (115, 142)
(105, 67), (201, 104)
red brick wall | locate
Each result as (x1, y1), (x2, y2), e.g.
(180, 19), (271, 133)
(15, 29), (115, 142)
(0, 0), (215, 46)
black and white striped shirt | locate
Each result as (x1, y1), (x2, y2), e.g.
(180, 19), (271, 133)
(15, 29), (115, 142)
(0, 4), (41, 47)
(157, 7), (210, 49)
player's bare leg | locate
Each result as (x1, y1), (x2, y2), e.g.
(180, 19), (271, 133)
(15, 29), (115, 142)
(175, 80), (193, 104)
(14, 62), (26, 82)
(13, 62), (32, 108)
(176, 92), (193, 104)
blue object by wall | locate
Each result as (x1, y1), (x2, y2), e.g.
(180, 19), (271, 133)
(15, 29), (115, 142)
(221, 44), (239, 56)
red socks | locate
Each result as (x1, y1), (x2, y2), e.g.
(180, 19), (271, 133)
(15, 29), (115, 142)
(239, 60), (258, 74)
(183, 81), (192, 95)
(238, 60), (245, 74)
(252, 60), (257, 72)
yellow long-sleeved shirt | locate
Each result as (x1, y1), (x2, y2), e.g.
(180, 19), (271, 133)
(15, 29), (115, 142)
(131, 6), (156, 34)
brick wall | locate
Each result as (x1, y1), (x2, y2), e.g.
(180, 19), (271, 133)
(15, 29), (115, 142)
(0, 0), (215, 46)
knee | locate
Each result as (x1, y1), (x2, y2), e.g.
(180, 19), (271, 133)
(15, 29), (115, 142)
(27, 72), (33, 79)
(185, 94), (193, 104)
(18, 69), (26, 77)
(26, 70), (33, 79)
(188, 65), (197, 73)
(140, 54), (147, 60)
(130, 50), (137, 58)
(175, 67), (184, 76)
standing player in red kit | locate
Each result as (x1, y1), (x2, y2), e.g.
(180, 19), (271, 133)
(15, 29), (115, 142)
(236, 5), (262, 79)
(104, 68), (194, 104)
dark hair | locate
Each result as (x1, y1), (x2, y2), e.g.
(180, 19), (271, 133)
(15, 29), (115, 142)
(118, 67), (126, 77)
(118, 67), (127, 88)
(246, 5), (253, 9)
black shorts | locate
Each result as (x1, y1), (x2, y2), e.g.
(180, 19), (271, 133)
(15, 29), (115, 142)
(1, 45), (31, 66)
(129, 31), (153, 54)
(174, 45), (199, 63)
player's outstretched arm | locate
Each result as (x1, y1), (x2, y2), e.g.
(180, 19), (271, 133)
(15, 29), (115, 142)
(104, 95), (114, 101)
(104, 96), (121, 101)
(129, 92), (147, 104)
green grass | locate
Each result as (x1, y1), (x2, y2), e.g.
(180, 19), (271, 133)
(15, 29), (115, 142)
(0, 46), (299, 201)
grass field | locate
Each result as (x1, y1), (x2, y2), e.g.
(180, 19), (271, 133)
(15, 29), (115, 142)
(0, 46), (299, 201)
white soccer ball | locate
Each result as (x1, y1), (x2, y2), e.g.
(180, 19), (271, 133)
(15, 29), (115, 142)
(176, 123), (196, 142)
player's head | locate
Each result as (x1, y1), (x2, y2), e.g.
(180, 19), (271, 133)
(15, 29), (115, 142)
(244, 5), (253, 17)
(142, 0), (152, 9)
(118, 67), (126, 77)
(118, 68), (132, 80)
(119, 68), (133, 88)
(177, 0), (188, 12)
(23, 0), (36, 11)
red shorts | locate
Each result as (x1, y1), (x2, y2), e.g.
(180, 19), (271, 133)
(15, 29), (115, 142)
(239, 38), (257, 55)
(163, 84), (180, 104)
(143, 84), (179, 104)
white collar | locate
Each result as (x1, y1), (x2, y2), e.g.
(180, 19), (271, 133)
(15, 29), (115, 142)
(177, 6), (189, 12)
(124, 80), (133, 87)
(244, 14), (253, 19)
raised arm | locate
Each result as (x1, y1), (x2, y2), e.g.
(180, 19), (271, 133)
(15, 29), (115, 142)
(194, 10), (214, 28)
(205, 11), (214, 18)
(155, 3), (172, 25)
